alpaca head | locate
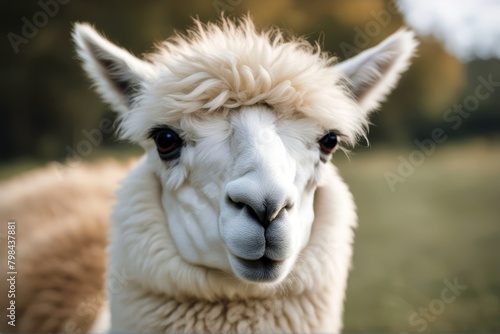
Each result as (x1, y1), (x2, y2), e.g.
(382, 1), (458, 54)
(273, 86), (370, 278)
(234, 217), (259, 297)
(73, 18), (417, 285)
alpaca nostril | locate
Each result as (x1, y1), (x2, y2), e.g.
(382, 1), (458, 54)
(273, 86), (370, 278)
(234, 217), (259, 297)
(268, 205), (288, 223)
(227, 197), (264, 224)
(236, 202), (245, 210)
(285, 199), (295, 211)
(226, 195), (245, 210)
(246, 205), (263, 225)
(226, 192), (291, 227)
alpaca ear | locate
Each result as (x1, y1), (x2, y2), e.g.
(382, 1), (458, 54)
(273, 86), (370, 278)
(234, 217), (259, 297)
(72, 23), (154, 113)
(333, 29), (418, 113)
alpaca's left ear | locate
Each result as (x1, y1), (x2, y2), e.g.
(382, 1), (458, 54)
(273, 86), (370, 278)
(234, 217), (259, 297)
(333, 29), (418, 113)
(72, 23), (155, 113)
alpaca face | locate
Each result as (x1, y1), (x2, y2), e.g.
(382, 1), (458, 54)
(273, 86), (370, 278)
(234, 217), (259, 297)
(74, 18), (417, 285)
(147, 105), (334, 283)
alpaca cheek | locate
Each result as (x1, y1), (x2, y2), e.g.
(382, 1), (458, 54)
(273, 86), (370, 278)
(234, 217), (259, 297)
(161, 185), (230, 270)
(294, 189), (316, 251)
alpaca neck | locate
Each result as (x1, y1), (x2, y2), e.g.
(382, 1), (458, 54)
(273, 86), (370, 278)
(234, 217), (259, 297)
(111, 278), (342, 332)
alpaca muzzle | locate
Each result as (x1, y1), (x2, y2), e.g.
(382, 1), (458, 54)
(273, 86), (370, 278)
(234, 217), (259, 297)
(221, 175), (296, 282)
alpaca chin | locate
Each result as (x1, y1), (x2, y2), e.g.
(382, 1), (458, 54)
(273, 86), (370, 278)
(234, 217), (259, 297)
(228, 255), (292, 284)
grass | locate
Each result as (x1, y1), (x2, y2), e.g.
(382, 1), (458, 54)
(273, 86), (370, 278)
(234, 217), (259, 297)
(1, 139), (499, 331)
(337, 139), (500, 332)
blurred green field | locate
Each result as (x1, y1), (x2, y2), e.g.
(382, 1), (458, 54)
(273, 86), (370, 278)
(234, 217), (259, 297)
(338, 140), (500, 332)
(1, 140), (499, 331)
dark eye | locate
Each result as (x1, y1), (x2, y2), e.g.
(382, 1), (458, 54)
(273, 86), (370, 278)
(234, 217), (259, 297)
(150, 128), (183, 160)
(318, 131), (338, 154)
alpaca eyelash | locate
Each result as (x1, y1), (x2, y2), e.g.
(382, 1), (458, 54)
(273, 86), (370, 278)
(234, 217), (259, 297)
(332, 131), (348, 146)
(318, 130), (345, 158)
(147, 126), (179, 139)
(330, 129), (344, 138)
(148, 127), (165, 139)
(320, 130), (344, 144)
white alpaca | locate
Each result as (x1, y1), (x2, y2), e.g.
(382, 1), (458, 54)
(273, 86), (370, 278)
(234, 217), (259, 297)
(71, 17), (417, 333)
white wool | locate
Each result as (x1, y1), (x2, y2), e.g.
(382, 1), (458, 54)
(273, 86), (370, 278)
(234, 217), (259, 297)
(71, 16), (418, 333)
(109, 160), (356, 332)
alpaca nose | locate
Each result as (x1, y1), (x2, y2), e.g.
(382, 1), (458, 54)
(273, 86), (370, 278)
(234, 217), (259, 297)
(226, 183), (293, 227)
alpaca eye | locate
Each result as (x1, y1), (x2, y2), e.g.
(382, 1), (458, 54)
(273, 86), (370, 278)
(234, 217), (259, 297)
(318, 131), (338, 154)
(151, 128), (183, 160)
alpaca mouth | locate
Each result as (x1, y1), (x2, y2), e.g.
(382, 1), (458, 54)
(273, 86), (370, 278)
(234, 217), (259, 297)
(232, 256), (285, 282)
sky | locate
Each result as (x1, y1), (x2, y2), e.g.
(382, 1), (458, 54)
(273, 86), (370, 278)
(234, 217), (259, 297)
(398, 0), (500, 61)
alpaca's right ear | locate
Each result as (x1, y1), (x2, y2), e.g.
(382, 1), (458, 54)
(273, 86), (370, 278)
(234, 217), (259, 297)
(333, 29), (418, 114)
(72, 23), (154, 113)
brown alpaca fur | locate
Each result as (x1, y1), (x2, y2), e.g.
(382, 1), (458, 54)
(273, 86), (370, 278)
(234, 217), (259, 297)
(0, 160), (130, 332)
